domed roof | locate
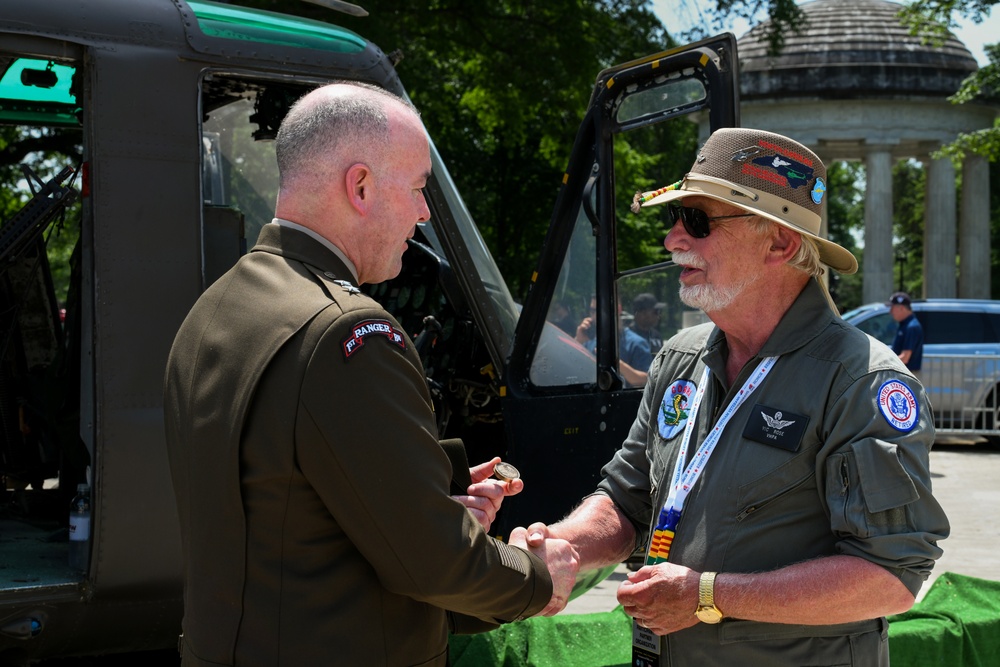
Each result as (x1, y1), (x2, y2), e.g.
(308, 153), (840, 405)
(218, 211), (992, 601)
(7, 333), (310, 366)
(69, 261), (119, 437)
(738, 0), (978, 100)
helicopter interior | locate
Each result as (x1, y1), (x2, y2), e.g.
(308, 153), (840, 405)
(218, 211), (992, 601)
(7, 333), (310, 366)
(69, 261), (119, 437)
(0, 54), (86, 589)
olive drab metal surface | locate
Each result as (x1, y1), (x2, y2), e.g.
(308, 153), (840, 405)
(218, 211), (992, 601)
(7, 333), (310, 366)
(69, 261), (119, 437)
(0, 1), (738, 661)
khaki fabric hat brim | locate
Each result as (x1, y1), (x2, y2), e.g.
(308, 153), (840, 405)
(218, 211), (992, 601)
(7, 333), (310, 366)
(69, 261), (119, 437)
(644, 173), (858, 275)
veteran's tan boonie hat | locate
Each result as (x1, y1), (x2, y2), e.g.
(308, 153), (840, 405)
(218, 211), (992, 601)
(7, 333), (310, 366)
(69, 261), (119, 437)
(636, 128), (858, 275)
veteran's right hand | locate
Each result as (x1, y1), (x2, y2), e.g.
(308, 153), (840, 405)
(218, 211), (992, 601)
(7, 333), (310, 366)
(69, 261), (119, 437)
(510, 523), (580, 616)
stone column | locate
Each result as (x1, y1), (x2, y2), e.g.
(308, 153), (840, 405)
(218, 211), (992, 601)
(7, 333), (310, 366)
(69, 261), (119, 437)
(959, 153), (990, 299)
(863, 149), (894, 304)
(923, 155), (957, 298)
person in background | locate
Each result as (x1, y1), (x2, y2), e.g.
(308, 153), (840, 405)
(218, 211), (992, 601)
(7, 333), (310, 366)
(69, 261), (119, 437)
(889, 291), (924, 376)
(574, 294), (599, 345)
(549, 299), (579, 336)
(575, 295), (651, 386)
(164, 81), (578, 667)
(513, 128), (948, 666)
(630, 292), (665, 355)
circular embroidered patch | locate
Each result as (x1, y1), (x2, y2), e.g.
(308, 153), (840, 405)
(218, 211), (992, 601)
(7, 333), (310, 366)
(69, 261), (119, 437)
(877, 380), (919, 432)
(658, 379), (697, 440)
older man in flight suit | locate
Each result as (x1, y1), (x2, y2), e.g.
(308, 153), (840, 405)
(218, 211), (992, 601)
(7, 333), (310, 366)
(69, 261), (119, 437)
(514, 128), (949, 666)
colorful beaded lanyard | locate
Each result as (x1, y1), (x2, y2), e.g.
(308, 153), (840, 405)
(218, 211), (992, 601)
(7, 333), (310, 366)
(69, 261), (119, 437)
(645, 356), (780, 565)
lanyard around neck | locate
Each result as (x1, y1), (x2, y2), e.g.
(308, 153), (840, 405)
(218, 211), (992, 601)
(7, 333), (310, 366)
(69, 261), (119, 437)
(645, 355), (779, 565)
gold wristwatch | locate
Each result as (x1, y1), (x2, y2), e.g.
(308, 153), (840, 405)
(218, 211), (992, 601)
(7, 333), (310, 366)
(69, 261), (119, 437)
(695, 571), (723, 624)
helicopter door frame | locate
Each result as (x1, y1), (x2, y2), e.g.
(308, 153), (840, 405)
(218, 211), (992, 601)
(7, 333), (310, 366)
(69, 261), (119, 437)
(497, 34), (741, 533)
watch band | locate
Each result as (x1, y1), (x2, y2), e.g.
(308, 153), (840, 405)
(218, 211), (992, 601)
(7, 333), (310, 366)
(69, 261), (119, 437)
(695, 571), (723, 623)
(699, 571), (717, 607)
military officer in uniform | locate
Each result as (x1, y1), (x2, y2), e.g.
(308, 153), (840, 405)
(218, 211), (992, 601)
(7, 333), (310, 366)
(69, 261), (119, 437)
(164, 82), (578, 667)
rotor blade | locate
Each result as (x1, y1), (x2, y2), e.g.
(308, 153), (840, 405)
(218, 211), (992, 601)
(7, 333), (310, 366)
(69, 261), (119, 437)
(302, 0), (369, 17)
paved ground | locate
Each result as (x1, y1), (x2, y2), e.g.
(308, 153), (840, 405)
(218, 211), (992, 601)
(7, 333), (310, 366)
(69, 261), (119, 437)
(561, 438), (1000, 614)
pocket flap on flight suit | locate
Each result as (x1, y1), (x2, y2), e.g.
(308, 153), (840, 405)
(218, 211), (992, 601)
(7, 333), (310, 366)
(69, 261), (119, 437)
(851, 440), (919, 513)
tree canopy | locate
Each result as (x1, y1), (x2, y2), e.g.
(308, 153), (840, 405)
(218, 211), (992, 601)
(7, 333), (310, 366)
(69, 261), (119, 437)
(234, 0), (998, 307)
(2, 0), (994, 306)
(239, 0), (677, 298)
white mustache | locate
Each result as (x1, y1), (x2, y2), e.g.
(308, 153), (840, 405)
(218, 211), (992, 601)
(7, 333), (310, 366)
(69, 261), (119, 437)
(670, 250), (706, 270)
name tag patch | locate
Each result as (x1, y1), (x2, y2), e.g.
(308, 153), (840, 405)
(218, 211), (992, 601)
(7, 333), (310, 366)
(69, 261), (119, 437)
(742, 404), (808, 452)
(342, 319), (406, 358)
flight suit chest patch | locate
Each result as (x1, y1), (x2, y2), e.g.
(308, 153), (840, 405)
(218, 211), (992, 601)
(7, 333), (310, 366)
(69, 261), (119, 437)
(342, 319), (406, 358)
(742, 404), (808, 452)
(657, 379), (697, 440)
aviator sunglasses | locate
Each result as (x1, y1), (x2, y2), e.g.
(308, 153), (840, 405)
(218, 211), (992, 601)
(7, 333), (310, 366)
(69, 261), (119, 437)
(667, 204), (755, 239)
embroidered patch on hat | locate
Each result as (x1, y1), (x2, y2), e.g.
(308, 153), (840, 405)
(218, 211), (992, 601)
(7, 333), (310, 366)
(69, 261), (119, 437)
(742, 404), (809, 452)
(739, 139), (816, 190)
(342, 319), (406, 359)
(877, 380), (919, 432)
(748, 154), (815, 189)
(658, 379), (696, 440)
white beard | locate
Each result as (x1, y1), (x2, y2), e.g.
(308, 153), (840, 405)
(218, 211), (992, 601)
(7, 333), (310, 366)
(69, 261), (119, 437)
(680, 282), (745, 313)
(673, 250), (762, 313)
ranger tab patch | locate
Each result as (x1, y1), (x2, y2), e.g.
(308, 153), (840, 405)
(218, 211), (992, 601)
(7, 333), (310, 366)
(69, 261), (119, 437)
(342, 319), (406, 358)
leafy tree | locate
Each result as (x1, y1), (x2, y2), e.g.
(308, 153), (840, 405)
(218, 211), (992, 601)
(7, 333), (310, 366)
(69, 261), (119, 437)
(0, 127), (82, 302)
(240, 0), (675, 299)
(891, 160), (928, 297)
(826, 161), (865, 310)
(677, 0), (806, 54)
(897, 1), (1000, 161)
(219, 0), (1000, 303)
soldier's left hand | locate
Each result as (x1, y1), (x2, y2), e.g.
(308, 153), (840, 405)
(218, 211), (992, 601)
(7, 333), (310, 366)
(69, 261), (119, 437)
(453, 457), (523, 531)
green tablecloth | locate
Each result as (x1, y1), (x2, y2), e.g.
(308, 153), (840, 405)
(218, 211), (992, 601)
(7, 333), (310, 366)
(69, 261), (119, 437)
(888, 572), (1000, 667)
(449, 572), (1000, 667)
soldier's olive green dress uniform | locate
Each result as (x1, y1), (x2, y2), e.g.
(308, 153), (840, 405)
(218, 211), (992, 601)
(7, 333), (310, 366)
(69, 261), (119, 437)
(598, 278), (950, 667)
(164, 224), (551, 667)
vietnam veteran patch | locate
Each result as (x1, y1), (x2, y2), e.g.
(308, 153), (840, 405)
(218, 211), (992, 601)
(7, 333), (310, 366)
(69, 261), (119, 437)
(658, 379), (697, 440)
(342, 319), (406, 358)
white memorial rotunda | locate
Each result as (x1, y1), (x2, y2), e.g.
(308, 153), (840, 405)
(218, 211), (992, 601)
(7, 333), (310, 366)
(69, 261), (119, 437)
(722, 0), (996, 302)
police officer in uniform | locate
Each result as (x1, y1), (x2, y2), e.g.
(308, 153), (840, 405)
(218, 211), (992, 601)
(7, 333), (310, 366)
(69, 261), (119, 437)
(889, 291), (924, 375)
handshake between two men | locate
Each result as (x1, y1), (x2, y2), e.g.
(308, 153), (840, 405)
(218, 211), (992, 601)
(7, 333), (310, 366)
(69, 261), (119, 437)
(470, 459), (693, 632)
(459, 458), (581, 617)
(472, 459), (702, 633)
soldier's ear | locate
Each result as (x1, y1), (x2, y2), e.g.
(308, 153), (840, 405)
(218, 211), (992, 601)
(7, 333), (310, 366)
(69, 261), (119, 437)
(345, 162), (375, 215)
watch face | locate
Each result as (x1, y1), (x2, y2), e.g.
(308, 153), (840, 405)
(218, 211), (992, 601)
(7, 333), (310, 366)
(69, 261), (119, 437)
(696, 606), (723, 624)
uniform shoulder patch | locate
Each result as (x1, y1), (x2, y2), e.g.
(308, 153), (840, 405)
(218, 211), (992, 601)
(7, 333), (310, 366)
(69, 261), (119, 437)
(342, 319), (406, 359)
(877, 379), (919, 432)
